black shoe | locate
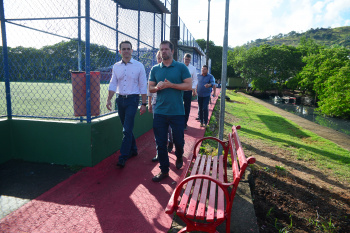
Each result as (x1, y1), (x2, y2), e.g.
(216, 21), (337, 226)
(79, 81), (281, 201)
(184, 126), (188, 131)
(196, 117), (200, 121)
(152, 172), (169, 182)
(176, 157), (183, 170)
(117, 159), (126, 168)
(151, 155), (158, 162)
(167, 142), (173, 152)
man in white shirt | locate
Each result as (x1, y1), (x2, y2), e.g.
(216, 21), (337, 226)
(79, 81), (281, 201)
(106, 40), (148, 168)
(183, 53), (198, 130)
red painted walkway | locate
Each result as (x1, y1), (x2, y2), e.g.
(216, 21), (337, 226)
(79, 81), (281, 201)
(1, 93), (220, 233)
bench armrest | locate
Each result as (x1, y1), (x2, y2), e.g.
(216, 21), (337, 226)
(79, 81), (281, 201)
(165, 174), (230, 214)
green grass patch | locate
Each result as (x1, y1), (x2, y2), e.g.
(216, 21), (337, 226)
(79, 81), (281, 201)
(204, 90), (350, 183)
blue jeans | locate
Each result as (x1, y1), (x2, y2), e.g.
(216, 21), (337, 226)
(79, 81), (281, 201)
(183, 90), (192, 128)
(198, 96), (210, 125)
(153, 114), (185, 174)
(116, 95), (139, 161)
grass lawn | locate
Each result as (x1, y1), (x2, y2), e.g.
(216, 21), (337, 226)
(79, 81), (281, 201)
(203, 89), (350, 183)
(0, 82), (114, 120)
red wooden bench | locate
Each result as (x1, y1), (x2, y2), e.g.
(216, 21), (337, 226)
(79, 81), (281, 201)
(166, 125), (256, 233)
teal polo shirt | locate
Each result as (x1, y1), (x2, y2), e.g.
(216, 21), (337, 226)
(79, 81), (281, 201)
(149, 60), (191, 115)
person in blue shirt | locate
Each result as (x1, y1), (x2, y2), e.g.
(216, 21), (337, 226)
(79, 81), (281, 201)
(149, 41), (192, 182)
(196, 65), (215, 127)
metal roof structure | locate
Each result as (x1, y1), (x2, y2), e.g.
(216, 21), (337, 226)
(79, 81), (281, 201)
(178, 45), (205, 56)
(112, 0), (170, 14)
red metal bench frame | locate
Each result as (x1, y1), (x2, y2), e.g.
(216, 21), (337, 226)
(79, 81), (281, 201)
(166, 125), (256, 233)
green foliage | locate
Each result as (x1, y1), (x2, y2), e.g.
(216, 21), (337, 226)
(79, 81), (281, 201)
(195, 39), (235, 80)
(229, 33), (349, 118)
(0, 40), (117, 82)
(242, 26), (350, 49)
(298, 46), (350, 118)
(308, 215), (336, 232)
(275, 165), (286, 171)
(229, 44), (303, 93)
(317, 64), (350, 118)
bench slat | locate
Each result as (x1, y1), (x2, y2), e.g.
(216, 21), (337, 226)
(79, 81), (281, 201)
(186, 154), (207, 219)
(206, 156), (218, 222)
(217, 155), (225, 220)
(229, 133), (241, 181)
(177, 155), (202, 216)
(196, 155), (212, 220)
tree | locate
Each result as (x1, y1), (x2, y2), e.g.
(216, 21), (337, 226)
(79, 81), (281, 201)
(3, 40), (116, 82)
(297, 45), (350, 117)
(228, 46), (252, 90)
(228, 44), (303, 93)
(317, 63), (350, 118)
(196, 39), (223, 80)
(270, 45), (304, 93)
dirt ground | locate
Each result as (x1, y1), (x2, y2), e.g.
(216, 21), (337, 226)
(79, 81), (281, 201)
(245, 139), (350, 232)
(239, 93), (350, 232)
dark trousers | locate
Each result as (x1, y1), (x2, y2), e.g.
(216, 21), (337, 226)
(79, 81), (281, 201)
(183, 90), (192, 128)
(198, 96), (210, 125)
(152, 104), (173, 144)
(153, 114), (185, 174)
(116, 95), (139, 161)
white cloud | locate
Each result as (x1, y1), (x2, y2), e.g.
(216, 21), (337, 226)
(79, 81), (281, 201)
(323, 0), (350, 26)
(178, 0), (350, 47)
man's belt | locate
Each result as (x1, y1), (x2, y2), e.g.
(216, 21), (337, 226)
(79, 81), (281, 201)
(118, 94), (139, 98)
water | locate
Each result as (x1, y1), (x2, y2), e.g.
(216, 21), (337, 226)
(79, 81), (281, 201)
(263, 98), (350, 136)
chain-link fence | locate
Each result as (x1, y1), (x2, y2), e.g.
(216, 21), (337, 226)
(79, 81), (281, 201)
(0, 0), (206, 122)
(178, 17), (207, 72)
(0, 0), (212, 226)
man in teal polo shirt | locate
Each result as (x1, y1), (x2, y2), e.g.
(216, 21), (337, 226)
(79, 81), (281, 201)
(149, 40), (192, 182)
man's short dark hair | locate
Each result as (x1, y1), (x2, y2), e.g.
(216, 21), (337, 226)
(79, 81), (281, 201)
(160, 40), (174, 51)
(119, 40), (132, 50)
(184, 53), (192, 59)
(202, 65), (208, 69)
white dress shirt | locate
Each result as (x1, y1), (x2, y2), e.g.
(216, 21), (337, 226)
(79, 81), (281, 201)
(108, 58), (147, 95)
(186, 64), (198, 89)
(147, 81), (157, 105)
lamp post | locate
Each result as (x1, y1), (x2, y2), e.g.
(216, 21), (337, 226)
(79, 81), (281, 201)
(170, 0), (179, 60)
(218, 0), (230, 155)
(206, 0), (211, 66)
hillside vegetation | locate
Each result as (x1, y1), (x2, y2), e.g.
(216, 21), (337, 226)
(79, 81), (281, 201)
(243, 26), (350, 49)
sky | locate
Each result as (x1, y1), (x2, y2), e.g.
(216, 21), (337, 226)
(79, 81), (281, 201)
(178, 0), (350, 47)
(3, 0), (350, 49)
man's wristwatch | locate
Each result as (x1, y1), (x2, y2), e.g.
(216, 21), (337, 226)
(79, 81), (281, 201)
(141, 103), (147, 106)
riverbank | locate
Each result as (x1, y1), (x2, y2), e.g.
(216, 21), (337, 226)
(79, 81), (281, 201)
(240, 92), (350, 151)
(235, 92), (350, 232)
